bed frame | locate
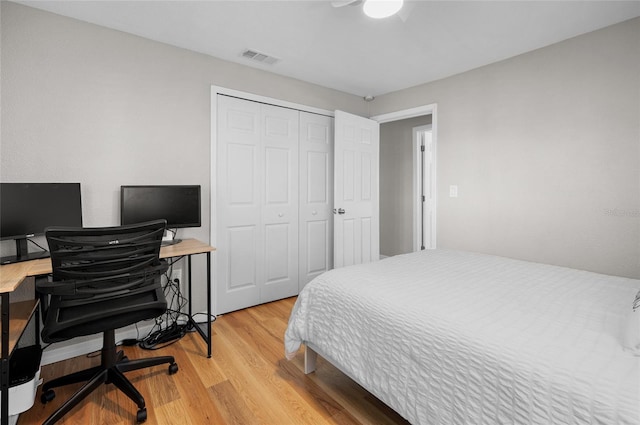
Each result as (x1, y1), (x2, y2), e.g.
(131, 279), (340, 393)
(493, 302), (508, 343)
(304, 345), (318, 374)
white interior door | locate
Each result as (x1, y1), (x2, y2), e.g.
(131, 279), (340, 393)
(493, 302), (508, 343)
(299, 112), (334, 290)
(334, 110), (380, 268)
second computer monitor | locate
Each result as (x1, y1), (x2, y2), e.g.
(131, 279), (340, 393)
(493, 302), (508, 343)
(120, 185), (201, 232)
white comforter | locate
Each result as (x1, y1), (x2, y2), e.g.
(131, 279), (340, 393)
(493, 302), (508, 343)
(284, 250), (640, 425)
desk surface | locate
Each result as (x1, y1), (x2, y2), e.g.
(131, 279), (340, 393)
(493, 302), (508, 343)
(0, 238), (215, 293)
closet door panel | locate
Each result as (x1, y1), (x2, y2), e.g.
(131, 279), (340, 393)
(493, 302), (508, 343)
(265, 147), (290, 203)
(299, 112), (334, 289)
(217, 96), (335, 313)
(216, 96), (262, 313)
(264, 223), (290, 281)
(226, 144), (256, 204)
(260, 104), (299, 303)
(306, 220), (329, 273)
(227, 225), (257, 289)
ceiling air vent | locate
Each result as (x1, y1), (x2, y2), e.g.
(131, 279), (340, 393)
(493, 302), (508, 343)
(241, 49), (280, 65)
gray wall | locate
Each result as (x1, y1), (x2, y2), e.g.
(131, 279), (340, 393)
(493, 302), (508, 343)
(380, 115), (432, 256)
(372, 17), (640, 278)
(1, 3), (637, 301)
(0, 2), (366, 314)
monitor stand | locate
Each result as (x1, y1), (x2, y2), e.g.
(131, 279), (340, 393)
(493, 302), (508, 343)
(161, 229), (181, 246)
(161, 238), (182, 247)
(0, 238), (50, 265)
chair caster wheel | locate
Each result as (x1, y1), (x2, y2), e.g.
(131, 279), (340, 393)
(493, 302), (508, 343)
(168, 363), (178, 375)
(136, 407), (147, 423)
(41, 389), (55, 404)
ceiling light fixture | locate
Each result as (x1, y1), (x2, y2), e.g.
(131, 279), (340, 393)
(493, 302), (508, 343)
(362, 0), (403, 19)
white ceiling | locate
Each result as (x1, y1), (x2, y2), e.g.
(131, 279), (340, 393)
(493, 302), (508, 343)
(17, 0), (640, 97)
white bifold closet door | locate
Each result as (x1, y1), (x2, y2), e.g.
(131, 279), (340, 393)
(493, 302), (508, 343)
(216, 95), (334, 314)
(217, 95), (299, 313)
(298, 112), (334, 290)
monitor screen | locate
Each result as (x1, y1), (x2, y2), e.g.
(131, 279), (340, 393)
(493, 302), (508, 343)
(0, 182), (83, 264)
(0, 182), (83, 240)
(120, 185), (201, 229)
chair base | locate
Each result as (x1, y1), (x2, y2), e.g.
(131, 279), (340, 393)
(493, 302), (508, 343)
(41, 330), (178, 425)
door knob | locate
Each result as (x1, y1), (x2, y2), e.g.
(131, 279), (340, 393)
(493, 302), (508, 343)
(337, 208), (345, 215)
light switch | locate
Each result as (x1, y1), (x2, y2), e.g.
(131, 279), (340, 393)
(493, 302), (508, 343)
(449, 185), (458, 198)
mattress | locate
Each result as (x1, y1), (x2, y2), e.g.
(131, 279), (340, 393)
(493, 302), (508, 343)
(284, 249), (640, 425)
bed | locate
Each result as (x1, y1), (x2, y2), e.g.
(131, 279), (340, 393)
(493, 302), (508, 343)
(284, 249), (640, 425)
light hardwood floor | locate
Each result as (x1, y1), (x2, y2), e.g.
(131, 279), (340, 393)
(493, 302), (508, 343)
(19, 297), (411, 425)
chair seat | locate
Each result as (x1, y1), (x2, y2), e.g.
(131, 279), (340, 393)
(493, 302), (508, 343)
(42, 286), (167, 343)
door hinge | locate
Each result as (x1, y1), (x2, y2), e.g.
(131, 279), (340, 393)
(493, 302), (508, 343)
(421, 145), (425, 152)
(422, 195), (426, 202)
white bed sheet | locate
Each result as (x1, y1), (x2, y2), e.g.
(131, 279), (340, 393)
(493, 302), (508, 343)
(284, 249), (640, 425)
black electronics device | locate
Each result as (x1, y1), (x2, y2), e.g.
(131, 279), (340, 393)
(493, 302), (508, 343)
(120, 185), (201, 245)
(0, 182), (82, 264)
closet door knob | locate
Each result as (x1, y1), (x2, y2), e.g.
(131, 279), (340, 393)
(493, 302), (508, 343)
(278, 213), (284, 217)
(312, 211), (317, 215)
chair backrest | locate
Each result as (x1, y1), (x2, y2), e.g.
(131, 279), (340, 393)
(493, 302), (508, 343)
(41, 219), (169, 343)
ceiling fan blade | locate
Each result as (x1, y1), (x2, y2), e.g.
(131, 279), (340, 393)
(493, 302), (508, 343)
(396, 1), (414, 22)
(331, 0), (361, 8)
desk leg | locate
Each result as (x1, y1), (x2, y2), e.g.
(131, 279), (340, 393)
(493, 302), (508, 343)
(1, 292), (10, 425)
(185, 253), (212, 358)
(206, 251), (211, 358)
(187, 255), (193, 320)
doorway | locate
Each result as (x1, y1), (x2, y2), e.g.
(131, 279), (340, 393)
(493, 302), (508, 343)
(371, 105), (437, 257)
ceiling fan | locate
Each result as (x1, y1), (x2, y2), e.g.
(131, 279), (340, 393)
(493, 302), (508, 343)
(331, 0), (362, 7)
(332, 0), (404, 19)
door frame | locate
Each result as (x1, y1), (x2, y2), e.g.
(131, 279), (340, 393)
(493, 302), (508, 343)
(412, 124), (435, 251)
(370, 104), (438, 252)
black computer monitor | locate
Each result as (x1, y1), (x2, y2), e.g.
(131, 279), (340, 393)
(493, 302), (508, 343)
(120, 185), (201, 245)
(0, 182), (83, 264)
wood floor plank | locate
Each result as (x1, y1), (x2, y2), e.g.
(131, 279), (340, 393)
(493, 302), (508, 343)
(18, 297), (410, 425)
(209, 379), (264, 425)
(213, 317), (319, 425)
(225, 308), (362, 424)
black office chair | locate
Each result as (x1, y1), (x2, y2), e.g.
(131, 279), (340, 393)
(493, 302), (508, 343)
(37, 219), (178, 424)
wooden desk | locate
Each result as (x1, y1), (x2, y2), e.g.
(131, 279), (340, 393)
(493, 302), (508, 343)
(1, 238), (215, 291)
(0, 238), (215, 425)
